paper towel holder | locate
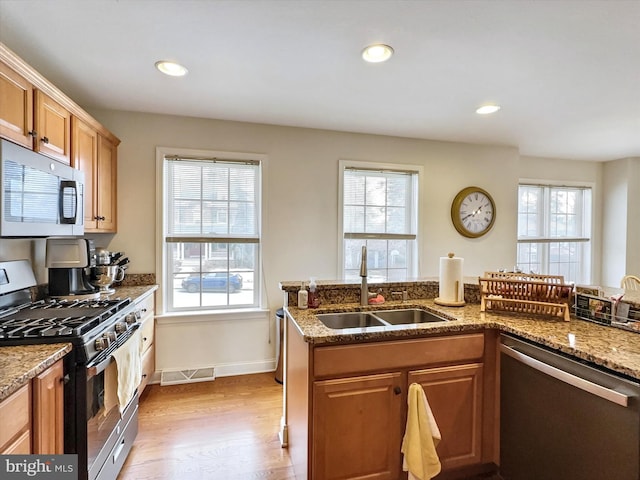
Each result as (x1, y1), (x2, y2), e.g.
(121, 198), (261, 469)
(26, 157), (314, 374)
(435, 252), (466, 307)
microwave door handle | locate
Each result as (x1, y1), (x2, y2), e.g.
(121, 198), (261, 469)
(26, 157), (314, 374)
(59, 180), (78, 224)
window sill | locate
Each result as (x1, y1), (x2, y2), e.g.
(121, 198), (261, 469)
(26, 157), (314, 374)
(156, 307), (270, 325)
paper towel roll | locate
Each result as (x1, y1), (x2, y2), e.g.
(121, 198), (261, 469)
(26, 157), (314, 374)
(435, 253), (465, 306)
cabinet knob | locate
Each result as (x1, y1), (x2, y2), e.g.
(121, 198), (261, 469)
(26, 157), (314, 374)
(393, 386), (401, 395)
(42, 136), (49, 144)
(28, 130), (37, 137)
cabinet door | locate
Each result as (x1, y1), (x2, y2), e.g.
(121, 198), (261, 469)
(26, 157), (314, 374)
(408, 363), (484, 471)
(95, 134), (117, 232)
(72, 117), (98, 230)
(32, 359), (64, 454)
(312, 372), (403, 480)
(35, 90), (71, 164)
(0, 383), (31, 454)
(0, 62), (34, 148)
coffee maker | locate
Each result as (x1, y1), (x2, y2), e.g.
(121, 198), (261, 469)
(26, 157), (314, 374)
(46, 238), (99, 297)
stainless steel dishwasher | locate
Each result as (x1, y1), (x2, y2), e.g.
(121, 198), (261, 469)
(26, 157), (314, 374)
(500, 334), (640, 480)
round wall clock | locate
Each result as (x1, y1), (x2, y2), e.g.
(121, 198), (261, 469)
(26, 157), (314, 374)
(451, 186), (496, 238)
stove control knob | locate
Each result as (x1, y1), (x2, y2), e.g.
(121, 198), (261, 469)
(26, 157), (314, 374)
(115, 322), (127, 334)
(125, 313), (137, 325)
(95, 336), (110, 351)
(105, 331), (117, 342)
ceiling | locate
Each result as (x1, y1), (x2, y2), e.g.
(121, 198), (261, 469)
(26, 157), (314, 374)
(1, 0), (639, 161)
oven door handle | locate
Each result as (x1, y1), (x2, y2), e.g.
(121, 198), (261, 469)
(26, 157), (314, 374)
(86, 324), (140, 379)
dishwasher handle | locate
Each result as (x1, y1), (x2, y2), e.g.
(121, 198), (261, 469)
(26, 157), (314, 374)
(500, 343), (630, 407)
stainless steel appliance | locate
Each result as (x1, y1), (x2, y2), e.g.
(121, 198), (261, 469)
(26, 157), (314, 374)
(46, 238), (99, 297)
(500, 334), (640, 480)
(0, 139), (84, 237)
(0, 260), (143, 480)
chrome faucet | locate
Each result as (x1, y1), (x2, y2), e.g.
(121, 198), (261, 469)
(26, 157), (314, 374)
(360, 246), (375, 306)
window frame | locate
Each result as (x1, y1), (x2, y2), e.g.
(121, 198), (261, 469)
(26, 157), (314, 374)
(155, 146), (266, 315)
(517, 179), (594, 284)
(338, 159), (423, 281)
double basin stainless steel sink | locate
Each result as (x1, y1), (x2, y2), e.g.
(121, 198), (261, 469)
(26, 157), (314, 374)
(316, 308), (450, 330)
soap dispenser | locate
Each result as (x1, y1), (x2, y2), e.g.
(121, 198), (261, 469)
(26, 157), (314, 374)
(297, 282), (308, 309)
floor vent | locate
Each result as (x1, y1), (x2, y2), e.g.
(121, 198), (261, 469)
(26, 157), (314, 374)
(160, 367), (216, 386)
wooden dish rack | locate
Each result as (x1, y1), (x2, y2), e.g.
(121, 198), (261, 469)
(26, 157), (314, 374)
(479, 272), (573, 321)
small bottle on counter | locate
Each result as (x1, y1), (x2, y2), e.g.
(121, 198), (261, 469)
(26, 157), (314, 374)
(308, 277), (320, 308)
(297, 282), (308, 309)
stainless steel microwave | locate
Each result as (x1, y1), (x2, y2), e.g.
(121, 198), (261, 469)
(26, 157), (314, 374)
(0, 139), (84, 237)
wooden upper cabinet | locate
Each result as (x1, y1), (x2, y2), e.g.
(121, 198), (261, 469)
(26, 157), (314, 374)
(72, 117), (98, 229)
(72, 117), (117, 232)
(96, 134), (117, 232)
(32, 359), (65, 454)
(0, 61), (34, 148)
(35, 90), (71, 164)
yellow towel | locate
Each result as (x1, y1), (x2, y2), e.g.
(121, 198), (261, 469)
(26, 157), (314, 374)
(111, 328), (143, 414)
(401, 382), (442, 480)
(102, 361), (119, 416)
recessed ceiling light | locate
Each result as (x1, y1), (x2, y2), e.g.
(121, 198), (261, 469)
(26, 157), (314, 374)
(476, 105), (501, 115)
(362, 44), (394, 63)
(155, 60), (188, 77)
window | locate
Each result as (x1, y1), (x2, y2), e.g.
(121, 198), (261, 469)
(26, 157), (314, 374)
(162, 153), (261, 312)
(341, 162), (419, 281)
(517, 183), (592, 284)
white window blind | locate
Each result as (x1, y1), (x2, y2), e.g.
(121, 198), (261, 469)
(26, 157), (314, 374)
(517, 183), (592, 284)
(163, 156), (261, 311)
(342, 167), (418, 281)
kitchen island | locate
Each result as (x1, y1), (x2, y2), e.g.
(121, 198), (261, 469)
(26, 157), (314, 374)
(281, 280), (640, 480)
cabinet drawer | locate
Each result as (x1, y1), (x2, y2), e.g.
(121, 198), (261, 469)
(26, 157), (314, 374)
(139, 344), (155, 395)
(140, 316), (155, 354)
(137, 293), (155, 320)
(313, 333), (484, 378)
(0, 383), (30, 450)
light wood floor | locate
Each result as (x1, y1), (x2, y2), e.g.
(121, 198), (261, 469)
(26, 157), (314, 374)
(118, 373), (294, 480)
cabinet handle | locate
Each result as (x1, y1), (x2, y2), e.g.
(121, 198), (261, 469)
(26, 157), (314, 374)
(28, 130), (37, 137)
(393, 386), (401, 395)
(143, 337), (148, 341)
(61, 374), (70, 384)
(42, 136), (49, 144)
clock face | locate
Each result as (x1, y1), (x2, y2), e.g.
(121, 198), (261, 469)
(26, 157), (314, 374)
(451, 187), (496, 238)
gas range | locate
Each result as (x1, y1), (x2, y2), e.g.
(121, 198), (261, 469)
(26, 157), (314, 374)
(0, 297), (136, 365)
(0, 259), (142, 480)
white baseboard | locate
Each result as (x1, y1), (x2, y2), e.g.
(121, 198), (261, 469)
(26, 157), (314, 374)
(149, 358), (277, 386)
(214, 359), (276, 377)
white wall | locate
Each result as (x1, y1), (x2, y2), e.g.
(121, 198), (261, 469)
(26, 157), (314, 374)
(88, 109), (523, 303)
(0, 109), (617, 375)
(601, 157), (640, 287)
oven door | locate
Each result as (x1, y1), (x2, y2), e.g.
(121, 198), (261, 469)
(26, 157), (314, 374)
(84, 327), (140, 480)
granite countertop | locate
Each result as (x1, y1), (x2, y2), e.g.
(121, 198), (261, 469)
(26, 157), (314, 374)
(0, 284), (158, 402)
(286, 296), (640, 381)
(105, 284), (158, 302)
(0, 343), (72, 401)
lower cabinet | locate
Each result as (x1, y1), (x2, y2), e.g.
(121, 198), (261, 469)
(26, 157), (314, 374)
(0, 358), (65, 455)
(408, 364), (484, 471)
(286, 317), (499, 480)
(137, 292), (156, 396)
(32, 358), (65, 454)
(0, 384), (31, 454)
(313, 373), (403, 479)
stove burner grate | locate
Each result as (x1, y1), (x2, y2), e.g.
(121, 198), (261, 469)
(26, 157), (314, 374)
(0, 297), (131, 339)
